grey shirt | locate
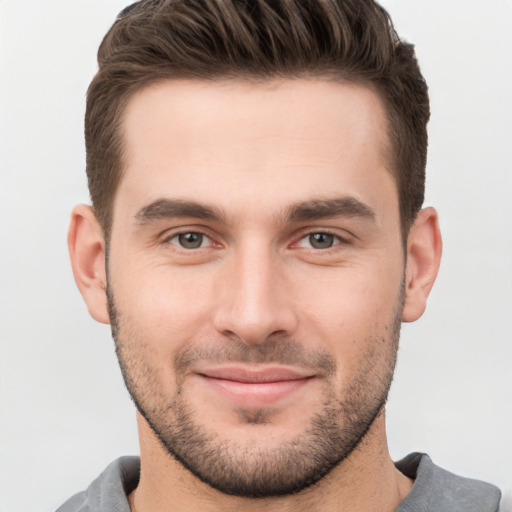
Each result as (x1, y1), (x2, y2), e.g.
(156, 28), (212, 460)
(57, 453), (502, 511)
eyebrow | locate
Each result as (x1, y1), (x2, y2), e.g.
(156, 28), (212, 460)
(284, 197), (376, 223)
(135, 198), (226, 224)
(135, 196), (376, 226)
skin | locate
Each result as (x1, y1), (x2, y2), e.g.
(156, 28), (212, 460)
(69, 79), (442, 512)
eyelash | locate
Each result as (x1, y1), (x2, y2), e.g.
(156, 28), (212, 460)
(164, 231), (217, 250)
(162, 228), (349, 252)
(294, 230), (347, 250)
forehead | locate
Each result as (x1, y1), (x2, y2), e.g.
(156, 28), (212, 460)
(117, 78), (396, 222)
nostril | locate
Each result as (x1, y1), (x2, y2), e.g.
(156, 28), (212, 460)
(212, 258), (299, 343)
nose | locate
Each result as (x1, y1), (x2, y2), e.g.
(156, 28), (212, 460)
(212, 244), (299, 344)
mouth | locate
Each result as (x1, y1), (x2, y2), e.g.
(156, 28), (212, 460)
(196, 366), (315, 408)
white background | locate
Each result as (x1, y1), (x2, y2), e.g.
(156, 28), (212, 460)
(1, 1), (511, 511)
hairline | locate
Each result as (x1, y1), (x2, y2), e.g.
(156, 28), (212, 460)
(98, 72), (404, 242)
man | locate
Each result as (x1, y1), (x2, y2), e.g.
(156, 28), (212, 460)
(59, 0), (502, 510)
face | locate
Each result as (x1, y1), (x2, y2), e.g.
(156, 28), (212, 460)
(107, 79), (405, 497)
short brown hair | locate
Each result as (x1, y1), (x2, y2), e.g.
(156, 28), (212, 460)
(86, 0), (429, 239)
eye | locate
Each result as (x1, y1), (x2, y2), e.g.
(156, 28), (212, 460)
(297, 232), (341, 250)
(168, 232), (211, 249)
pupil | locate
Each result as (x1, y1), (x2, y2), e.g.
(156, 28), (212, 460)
(179, 232), (203, 249)
(310, 233), (334, 249)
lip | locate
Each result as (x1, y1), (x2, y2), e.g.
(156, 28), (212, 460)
(197, 366), (314, 407)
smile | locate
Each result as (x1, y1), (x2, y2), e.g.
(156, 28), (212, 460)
(197, 367), (315, 408)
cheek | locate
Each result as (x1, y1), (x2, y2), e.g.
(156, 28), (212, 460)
(295, 266), (402, 366)
(111, 261), (217, 358)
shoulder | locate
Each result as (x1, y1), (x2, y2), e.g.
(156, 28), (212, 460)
(396, 453), (502, 512)
(56, 456), (140, 512)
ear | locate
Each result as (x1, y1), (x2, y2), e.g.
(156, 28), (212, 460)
(68, 204), (110, 324)
(402, 207), (442, 323)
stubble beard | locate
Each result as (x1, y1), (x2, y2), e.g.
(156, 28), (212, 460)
(107, 284), (403, 498)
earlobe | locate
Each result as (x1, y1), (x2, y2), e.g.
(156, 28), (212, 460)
(402, 207), (442, 323)
(68, 204), (110, 324)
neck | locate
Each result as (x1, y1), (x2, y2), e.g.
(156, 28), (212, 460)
(129, 410), (413, 512)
